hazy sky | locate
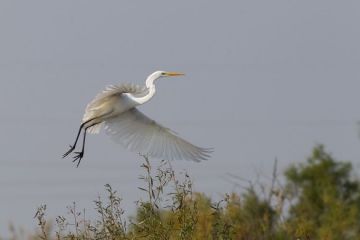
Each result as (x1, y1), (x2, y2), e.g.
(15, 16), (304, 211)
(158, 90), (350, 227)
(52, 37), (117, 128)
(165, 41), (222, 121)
(1, 0), (360, 235)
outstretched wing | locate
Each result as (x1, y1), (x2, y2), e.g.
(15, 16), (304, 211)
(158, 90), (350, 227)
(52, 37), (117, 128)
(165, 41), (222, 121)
(104, 108), (212, 162)
(83, 83), (146, 134)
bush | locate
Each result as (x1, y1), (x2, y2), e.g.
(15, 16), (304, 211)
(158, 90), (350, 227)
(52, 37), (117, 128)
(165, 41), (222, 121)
(8, 145), (360, 239)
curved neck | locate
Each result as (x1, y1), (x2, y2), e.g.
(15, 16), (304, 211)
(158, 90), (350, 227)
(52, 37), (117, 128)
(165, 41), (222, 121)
(125, 72), (159, 106)
(146, 73), (159, 88)
(125, 85), (156, 106)
(138, 86), (156, 105)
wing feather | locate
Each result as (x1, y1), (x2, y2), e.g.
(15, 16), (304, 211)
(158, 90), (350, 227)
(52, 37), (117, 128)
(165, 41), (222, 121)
(104, 108), (212, 162)
(83, 83), (146, 134)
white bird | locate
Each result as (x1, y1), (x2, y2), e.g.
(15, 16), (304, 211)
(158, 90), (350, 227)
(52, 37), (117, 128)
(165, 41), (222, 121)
(63, 71), (212, 167)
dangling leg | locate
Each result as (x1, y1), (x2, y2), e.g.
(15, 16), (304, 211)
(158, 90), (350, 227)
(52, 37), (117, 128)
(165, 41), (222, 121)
(63, 117), (100, 158)
(72, 122), (99, 167)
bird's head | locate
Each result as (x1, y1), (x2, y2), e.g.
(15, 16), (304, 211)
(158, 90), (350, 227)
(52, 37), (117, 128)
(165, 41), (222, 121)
(155, 70), (185, 78)
(146, 70), (185, 87)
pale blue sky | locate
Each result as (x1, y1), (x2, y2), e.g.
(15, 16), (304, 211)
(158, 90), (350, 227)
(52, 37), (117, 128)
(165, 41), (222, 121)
(1, 0), (360, 235)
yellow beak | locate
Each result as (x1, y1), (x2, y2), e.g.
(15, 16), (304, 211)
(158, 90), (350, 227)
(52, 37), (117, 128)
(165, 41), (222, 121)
(165, 72), (185, 77)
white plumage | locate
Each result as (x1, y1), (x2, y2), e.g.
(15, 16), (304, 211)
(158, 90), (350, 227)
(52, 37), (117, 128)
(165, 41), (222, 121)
(63, 70), (212, 167)
(104, 108), (211, 162)
(82, 83), (145, 134)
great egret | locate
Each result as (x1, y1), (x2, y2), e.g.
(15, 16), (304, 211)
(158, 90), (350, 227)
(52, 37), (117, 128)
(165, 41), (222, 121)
(63, 70), (212, 167)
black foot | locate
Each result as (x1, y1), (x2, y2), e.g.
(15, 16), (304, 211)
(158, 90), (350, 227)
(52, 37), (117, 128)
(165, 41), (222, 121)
(63, 145), (75, 158)
(72, 151), (84, 167)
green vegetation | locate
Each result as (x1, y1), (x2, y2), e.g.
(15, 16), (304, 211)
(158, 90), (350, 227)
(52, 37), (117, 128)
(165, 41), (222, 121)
(5, 145), (360, 239)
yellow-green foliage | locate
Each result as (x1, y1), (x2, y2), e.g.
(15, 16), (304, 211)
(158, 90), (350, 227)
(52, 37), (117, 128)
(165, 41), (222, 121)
(285, 145), (360, 239)
(7, 145), (360, 239)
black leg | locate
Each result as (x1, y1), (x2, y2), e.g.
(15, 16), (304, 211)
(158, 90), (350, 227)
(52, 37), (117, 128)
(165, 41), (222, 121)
(62, 123), (84, 158)
(63, 117), (99, 158)
(65, 110), (114, 167)
(72, 122), (99, 167)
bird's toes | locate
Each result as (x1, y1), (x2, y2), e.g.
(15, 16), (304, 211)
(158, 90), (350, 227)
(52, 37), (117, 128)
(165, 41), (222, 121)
(63, 152), (70, 158)
(72, 152), (82, 160)
(72, 151), (84, 167)
(62, 145), (75, 158)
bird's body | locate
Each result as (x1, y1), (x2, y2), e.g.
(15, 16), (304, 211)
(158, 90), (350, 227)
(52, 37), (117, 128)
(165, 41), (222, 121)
(82, 83), (147, 133)
(63, 71), (212, 167)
